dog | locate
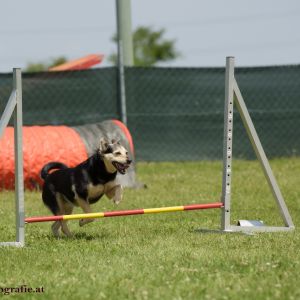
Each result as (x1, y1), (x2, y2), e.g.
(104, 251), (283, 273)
(40, 138), (132, 237)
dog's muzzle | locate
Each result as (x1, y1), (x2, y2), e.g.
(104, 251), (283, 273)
(112, 160), (132, 174)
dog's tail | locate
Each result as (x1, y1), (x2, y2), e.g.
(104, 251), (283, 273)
(40, 162), (68, 180)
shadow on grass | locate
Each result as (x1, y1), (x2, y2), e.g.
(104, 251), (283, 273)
(193, 228), (254, 235)
(72, 231), (110, 241)
(42, 231), (113, 242)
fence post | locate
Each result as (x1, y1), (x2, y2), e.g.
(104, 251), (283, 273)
(116, 0), (128, 125)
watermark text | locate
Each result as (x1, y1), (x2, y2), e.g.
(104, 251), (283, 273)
(0, 285), (44, 296)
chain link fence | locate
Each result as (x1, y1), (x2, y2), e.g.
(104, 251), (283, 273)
(1, 65), (300, 161)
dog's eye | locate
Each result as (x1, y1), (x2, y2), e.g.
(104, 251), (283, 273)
(115, 152), (121, 155)
(105, 146), (113, 153)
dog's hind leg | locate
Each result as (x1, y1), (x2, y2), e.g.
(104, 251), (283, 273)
(76, 198), (94, 227)
(57, 195), (73, 237)
(51, 221), (61, 237)
(61, 201), (74, 237)
(42, 187), (62, 237)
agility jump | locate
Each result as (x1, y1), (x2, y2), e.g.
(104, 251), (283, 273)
(0, 57), (295, 247)
(25, 202), (224, 223)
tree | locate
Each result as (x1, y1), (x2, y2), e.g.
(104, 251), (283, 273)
(109, 26), (180, 66)
(25, 56), (67, 72)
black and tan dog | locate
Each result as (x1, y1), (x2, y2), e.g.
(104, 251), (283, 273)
(40, 138), (131, 237)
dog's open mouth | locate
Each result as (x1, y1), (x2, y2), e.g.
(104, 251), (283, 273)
(112, 162), (130, 174)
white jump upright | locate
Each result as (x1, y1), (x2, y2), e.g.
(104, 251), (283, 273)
(221, 57), (295, 233)
(0, 68), (25, 247)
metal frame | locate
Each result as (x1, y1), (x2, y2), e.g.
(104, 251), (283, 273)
(116, 0), (128, 125)
(0, 68), (25, 247)
(0, 61), (294, 248)
(221, 57), (295, 233)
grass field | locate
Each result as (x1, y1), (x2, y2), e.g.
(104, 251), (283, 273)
(0, 158), (299, 300)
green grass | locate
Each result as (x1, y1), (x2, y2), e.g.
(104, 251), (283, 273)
(0, 158), (300, 300)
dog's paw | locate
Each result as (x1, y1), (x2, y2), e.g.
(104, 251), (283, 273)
(113, 195), (122, 205)
(112, 192), (121, 204)
(52, 232), (61, 239)
(113, 199), (121, 205)
(62, 232), (74, 238)
(79, 218), (95, 227)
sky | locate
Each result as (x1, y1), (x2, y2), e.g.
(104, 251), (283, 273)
(0, 0), (300, 72)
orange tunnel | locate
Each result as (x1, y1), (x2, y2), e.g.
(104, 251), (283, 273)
(0, 126), (87, 190)
(0, 120), (136, 190)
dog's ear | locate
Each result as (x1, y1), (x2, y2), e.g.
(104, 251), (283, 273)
(111, 139), (120, 145)
(99, 138), (109, 153)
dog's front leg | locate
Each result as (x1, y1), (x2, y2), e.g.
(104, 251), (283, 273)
(105, 185), (123, 205)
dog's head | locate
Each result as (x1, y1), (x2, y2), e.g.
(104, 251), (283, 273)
(99, 138), (132, 174)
